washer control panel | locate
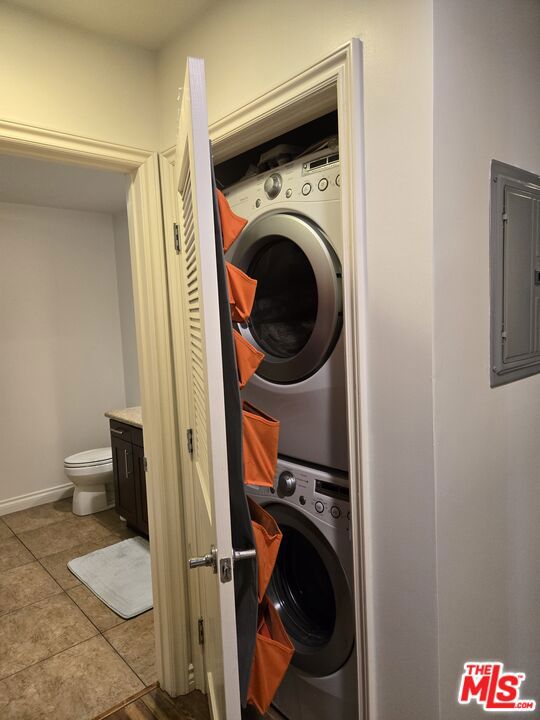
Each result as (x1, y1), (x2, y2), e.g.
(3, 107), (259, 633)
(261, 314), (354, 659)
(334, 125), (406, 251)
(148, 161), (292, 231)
(246, 458), (350, 532)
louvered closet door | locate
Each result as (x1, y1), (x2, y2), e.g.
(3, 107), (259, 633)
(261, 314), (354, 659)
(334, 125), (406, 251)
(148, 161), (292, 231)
(175, 57), (241, 720)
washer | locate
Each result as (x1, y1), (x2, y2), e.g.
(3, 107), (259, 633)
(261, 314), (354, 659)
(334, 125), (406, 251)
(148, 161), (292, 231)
(245, 458), (358, 720)
(225, 150), (348, 472)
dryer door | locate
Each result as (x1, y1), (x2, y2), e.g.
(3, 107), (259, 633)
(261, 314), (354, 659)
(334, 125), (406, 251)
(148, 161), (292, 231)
(263, 503), (355, 677)
(229, 212), (342, 383)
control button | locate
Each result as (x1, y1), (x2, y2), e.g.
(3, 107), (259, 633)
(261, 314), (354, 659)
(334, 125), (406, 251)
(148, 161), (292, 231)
(314, 500), (324, 513)
(264, 173), (282, 200)
(285, 188), (292, 198)
(277, 471), (296, 498)
(318, 178), (328, 191)
(335, 174), (341, 187)
(330, 505), (341, 519)
(255, 198), (261, 208)
(299, 495), (306, 506)
(301, 182), (312, 196)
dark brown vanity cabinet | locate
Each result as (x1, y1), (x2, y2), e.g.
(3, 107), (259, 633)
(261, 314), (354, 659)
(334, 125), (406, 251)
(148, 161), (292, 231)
(110, 420), (148, 536)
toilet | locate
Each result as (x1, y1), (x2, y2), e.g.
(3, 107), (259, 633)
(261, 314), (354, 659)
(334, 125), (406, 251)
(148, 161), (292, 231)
(64, 448), (114, 516)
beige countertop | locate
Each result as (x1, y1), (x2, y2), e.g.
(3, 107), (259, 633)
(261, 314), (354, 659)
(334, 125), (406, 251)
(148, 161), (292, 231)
(105, 406), (143, 428)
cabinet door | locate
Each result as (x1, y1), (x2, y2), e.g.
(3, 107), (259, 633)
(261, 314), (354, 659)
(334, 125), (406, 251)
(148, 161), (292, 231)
(133, 444), (149, 535)
(111, 435), (137, 526)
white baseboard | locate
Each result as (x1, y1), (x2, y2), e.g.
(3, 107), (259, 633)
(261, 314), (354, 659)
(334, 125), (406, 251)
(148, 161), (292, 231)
(0, 482), (74, 516)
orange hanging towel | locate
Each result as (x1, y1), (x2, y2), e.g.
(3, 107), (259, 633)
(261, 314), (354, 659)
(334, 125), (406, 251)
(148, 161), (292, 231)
(247, 496), (282, 603)
(233, 330), (264, 389)
(247, 596), (295, 715)
(216, 189), (248, 251)
(226, 262), (257, 323)
(242, 401), (280, 487)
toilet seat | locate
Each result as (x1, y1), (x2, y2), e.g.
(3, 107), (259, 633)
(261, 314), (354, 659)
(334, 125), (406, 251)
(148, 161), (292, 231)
(64, 447), (112, 469)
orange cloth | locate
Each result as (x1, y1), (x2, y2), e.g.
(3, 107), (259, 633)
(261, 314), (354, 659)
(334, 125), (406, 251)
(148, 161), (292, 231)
(233, 330), (264, 389)
(248, 496), (282, 603)
(247, 597), (295, 715)
(216, 189), (248, 251)
(226, 262), (257, 323)
(242, 401), (280, 487)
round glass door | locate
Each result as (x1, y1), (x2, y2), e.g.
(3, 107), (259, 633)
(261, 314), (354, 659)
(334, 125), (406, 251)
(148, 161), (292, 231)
(249, 238), (318, 359)
(228, 212), (342, 384)
(264, 503), (355, 677)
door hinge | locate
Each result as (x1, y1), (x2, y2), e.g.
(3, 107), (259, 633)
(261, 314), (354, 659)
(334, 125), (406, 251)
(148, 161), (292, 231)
(186, 428), (193, 456)
(174, 222), (181, 253)
(143, 457), (148, 473)
(198, 617), (205, 645)
(502, 212), (508, 222)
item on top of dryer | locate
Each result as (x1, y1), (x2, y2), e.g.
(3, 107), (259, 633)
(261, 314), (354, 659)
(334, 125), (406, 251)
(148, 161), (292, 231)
(242, 401), (280, 487)
(225, 148), (349, 471)
(225, 261), (257, 323)
(245, 459), (358, 720)
(257, 143), (301, 171)
(298, 134), (339, 158)
(216, 188), (247, 250)
(233, 330), (265, 389)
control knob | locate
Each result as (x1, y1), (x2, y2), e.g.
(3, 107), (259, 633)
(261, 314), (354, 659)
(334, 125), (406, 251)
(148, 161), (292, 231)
(264, 173), (282, 199)
(277, 471), (296, 497)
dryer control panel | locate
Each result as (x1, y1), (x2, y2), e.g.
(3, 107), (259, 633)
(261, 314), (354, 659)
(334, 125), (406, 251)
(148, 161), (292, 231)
(224, 149), (341, 214)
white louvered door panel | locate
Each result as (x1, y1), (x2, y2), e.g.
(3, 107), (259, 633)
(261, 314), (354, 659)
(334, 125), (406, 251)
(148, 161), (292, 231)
(175, 57), (240, 720)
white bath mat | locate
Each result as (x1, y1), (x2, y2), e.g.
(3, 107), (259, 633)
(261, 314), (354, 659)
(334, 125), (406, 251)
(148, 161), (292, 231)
(68, 536), (152, 619)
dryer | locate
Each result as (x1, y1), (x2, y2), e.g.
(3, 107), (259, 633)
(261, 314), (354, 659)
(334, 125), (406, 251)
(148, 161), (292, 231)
(225, 149), (348, 472)
(245, 458), (358, 720)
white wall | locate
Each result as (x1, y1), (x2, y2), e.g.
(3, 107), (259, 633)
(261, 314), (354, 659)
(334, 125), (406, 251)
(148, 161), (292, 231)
(113, 211), (140, 406)
(0, 3), (159, 148)
(0, 202), (128, 507)
(158, 2), (438, 718)
(433, 1), (540, 717)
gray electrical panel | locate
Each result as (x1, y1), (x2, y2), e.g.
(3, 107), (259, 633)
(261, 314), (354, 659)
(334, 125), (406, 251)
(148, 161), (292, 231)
(491, 160), (540, 386)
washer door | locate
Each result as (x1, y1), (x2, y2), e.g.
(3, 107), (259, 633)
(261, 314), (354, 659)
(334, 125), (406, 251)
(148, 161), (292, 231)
(263, 503), (355, 677)
(229, 212), (342, 383)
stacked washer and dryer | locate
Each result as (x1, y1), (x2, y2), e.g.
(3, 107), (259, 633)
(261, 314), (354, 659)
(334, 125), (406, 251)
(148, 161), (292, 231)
(225, 146), (358, 720)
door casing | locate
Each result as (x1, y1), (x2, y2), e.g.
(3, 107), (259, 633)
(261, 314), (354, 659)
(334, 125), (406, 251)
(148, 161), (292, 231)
(162, 38), (372, 719)
(0, 121), (191, 698)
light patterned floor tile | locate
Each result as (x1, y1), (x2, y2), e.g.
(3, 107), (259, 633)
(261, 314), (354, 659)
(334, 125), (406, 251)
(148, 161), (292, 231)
(67, 585), (125, 632)
(0, 635), (143, 720)
(105, 610), (156, 686)
(0, 593), (98, 679)
(0, 562), (62, 616)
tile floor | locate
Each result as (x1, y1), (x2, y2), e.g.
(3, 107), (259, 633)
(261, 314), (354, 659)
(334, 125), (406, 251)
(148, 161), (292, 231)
(0, 499), (156, 720)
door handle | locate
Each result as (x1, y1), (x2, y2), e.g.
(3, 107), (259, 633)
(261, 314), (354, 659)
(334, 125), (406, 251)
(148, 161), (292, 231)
(188, 546), (257, 582)
(232, 549), (257, 562)
(124, 449), (130, 477)
(189, 545), (217, 573)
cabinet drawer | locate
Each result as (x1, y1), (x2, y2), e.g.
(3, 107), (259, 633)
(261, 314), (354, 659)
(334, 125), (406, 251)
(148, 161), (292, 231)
(109, 420), (133, 444)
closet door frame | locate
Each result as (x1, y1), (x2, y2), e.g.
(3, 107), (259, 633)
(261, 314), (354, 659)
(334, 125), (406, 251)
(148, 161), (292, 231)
(162, 38), (372, 719)
(0, 122), (190, 698)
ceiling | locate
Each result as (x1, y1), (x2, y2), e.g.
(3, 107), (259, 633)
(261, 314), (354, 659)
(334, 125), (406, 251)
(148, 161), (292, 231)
(0, 154), (127, 214)
(6, 0), (212, 50)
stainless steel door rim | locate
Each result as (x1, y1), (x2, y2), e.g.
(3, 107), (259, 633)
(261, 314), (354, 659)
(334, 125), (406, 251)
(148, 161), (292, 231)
(230, 212), (343, 384)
